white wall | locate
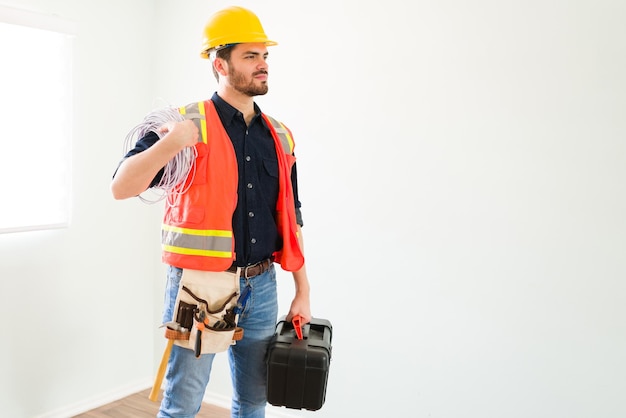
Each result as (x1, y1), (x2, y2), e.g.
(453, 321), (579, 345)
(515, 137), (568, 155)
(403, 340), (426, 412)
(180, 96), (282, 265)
(0, 0), (624, 417)
(0, 1), (161, 417)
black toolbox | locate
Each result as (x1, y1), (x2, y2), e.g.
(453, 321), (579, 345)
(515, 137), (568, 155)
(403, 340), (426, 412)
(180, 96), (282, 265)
(266, 316), (332, 411)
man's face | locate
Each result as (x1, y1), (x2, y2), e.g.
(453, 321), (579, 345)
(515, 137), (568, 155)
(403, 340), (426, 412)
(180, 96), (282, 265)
(226, 43), (269, 96)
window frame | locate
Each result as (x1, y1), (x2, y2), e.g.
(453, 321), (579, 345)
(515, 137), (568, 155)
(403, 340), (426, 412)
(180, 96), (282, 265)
(0, 5), (77, 234)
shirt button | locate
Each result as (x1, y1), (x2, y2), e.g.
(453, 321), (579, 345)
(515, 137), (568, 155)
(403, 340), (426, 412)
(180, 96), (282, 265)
(250, 238), (257, 244)
(248, 211), (254, 218)
(247, 183), (253, 189)
(245, 155), (251, 162)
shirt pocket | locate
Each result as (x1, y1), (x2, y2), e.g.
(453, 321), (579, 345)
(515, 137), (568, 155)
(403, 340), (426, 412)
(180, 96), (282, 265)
(262, 157), (279, 178)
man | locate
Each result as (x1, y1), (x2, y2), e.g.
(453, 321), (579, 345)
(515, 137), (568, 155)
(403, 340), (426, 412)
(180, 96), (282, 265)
(111, 6), (311, 418)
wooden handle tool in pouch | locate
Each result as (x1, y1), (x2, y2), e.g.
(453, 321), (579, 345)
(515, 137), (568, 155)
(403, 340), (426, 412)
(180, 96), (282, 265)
(149, 338), (174, 402)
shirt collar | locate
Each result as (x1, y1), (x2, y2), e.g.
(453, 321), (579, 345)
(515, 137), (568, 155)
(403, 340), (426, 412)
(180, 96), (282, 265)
(211, 92), (262, 126)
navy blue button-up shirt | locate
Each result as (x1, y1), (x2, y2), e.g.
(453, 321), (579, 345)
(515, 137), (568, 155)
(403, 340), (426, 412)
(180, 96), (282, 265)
(120, 92), (302, 267)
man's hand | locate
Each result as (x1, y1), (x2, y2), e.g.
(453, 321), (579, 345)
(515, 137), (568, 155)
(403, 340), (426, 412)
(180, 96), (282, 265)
(158, 119), (199, 150)
(286, 291), (311, 324)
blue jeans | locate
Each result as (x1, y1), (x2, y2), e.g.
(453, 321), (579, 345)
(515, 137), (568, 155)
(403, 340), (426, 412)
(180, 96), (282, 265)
(158, 265), (278, 418)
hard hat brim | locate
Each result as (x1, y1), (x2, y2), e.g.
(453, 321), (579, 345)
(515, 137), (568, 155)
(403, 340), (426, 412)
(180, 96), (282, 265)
(200, 40), (278, 59)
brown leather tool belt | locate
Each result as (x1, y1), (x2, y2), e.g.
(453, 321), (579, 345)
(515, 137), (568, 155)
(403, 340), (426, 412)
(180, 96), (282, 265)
(227, 257), (274, 278)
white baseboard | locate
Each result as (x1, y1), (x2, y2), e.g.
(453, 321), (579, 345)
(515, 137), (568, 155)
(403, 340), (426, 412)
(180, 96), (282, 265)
(265, 405), (305, 418)
(34, 379), (153, 418)
(202, 390), (232, 410)
(203, 391), (302, 418)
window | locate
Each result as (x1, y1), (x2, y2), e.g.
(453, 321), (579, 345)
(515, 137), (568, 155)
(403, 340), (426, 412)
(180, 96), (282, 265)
(0, 6), (75, 233)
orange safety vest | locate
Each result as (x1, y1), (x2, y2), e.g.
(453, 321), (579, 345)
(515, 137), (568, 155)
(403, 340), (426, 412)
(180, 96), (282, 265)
(161, 100), (304, 272)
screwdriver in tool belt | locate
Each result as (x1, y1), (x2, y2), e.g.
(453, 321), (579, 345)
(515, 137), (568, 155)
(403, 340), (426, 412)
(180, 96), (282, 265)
(234, 285), (251, 315)
(195, 311), (207, 358)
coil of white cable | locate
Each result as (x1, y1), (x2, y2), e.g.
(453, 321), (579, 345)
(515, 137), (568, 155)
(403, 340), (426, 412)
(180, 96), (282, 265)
(123, 107), (197, 205)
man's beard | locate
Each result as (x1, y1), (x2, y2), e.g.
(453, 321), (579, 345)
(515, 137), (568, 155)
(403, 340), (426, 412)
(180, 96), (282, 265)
(229, 66), (269, 96)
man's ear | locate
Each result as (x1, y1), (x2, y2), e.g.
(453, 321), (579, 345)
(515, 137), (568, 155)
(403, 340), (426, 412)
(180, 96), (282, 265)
(213, 58), (228, 77)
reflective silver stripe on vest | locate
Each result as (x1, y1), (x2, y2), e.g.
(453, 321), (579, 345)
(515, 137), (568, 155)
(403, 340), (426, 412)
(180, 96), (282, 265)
(265, 115), (294, 155)
(179, 102), (208, 144)
(162, 224), (233, 258)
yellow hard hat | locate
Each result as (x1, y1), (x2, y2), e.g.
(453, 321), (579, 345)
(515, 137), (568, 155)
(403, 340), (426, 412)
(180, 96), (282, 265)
(200, 6), (277, 59)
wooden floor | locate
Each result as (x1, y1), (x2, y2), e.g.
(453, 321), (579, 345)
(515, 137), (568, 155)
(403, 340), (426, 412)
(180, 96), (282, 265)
(73, 388), (230, 418)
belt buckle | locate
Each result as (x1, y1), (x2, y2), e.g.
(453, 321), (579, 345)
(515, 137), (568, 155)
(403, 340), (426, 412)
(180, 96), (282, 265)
(243, 262), (260, 279)
(242, 259), (267, 279)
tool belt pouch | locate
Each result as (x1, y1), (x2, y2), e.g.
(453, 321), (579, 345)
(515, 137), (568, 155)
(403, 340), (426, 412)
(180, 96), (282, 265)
(172, 268), (240, 354)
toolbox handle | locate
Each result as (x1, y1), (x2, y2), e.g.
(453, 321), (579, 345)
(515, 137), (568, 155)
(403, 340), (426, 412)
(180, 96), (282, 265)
(281, 315), (309, 340)
(292, 315), (304, 340)
(276, 315), (332, 344)
(274, 316), (332, 358)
